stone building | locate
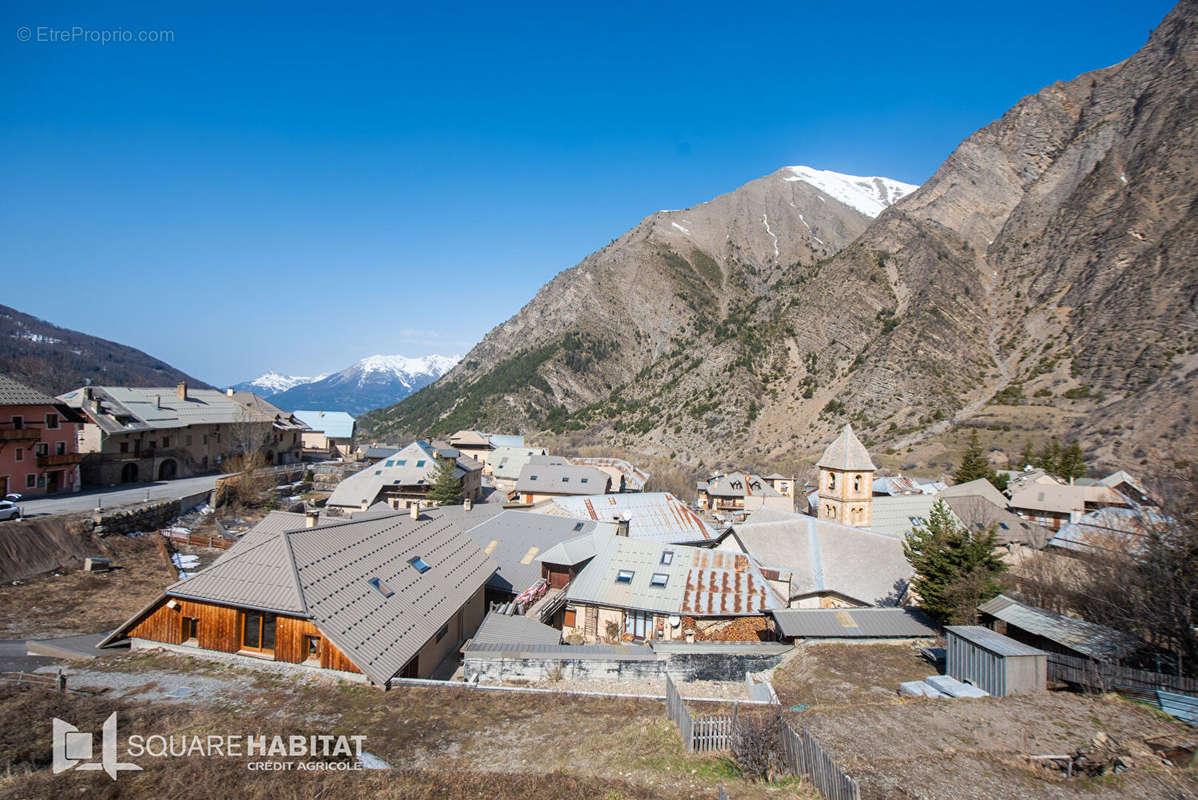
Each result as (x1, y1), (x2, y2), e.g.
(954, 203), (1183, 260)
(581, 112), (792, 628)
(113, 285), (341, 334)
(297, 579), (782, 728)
(816, 424), (876, 527)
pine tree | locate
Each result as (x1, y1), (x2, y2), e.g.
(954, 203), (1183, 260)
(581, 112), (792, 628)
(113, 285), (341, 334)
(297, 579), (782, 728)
(903, 499), (1007, 623)
(1018, 441), (1036, 471)
(1036, 438), (1061, 474)
(428, 457), (464, 505)
(954, 431), (992, 485)
(1056, 440), (1087, 481)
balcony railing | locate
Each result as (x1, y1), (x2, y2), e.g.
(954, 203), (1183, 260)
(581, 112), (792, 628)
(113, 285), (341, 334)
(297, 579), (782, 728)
(37, 452), (84, 467)
(0, 428), (41, 442)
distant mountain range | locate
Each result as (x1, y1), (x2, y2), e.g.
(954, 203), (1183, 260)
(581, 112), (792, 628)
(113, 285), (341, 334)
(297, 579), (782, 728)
(236, 354), (460, 416)
(0, 304), (208, 396)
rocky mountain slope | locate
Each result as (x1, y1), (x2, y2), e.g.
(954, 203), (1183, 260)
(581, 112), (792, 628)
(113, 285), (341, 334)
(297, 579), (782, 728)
(268, 354), (459, 415)
(0, 304), (208, 396)
(364, 0), (1197, 472)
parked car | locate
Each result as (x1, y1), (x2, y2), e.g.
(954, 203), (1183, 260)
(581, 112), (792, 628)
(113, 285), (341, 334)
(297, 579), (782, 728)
(3, 493), (20, 502)
(0, 501), (21, 521)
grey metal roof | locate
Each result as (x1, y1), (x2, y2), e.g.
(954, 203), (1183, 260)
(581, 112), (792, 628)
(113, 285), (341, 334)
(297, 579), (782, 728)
(168, 534), (307, 614)
(703, 471), (783, 499)
(565, 534), (784, 617)
(58, 385), (264, 434)
(817, 424), (876, 471)
(728, 516), (911, 606)
(944, 625), (1048, 658)
(488, 434), (525, 449)
(292, 410), (355, 439)
(771, 607), (939, 639)
(978, 594), (1146, 661)
(536, 528), (610, 566)
(938, 478), (1009, 508)
(489, 446), (549, 480)
(743, 506), (806, 524)
(210, 510), (308, 566)
(569, 457), (650, 491)
(942, 495), (1051, 548)
(469, 611), (562, 647)
(532, 492), (716, 544)
(515, 464), (611, 494)
(362, 445), (402, 459)
(449, 430), (492, 447)
(463, 510), (597, 595)
(287, 511), (497, 685)
(327, 440), (479, 508)
(868, 494), (941, 537)
(1049, 506), (1162, 554)
(0, 374), (56, 406)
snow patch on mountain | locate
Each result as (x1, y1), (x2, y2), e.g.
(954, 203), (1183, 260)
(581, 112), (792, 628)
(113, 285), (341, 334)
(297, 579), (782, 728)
(241, 372), (323, 395)
(783, 166), (918, 218)
(354, 354), (460, 382)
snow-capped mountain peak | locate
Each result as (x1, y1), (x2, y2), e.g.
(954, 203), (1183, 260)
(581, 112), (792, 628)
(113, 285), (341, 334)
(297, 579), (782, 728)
(355, 353), (461, 379)
(782, 166), (918, 218)
(238, 371), (323, 395)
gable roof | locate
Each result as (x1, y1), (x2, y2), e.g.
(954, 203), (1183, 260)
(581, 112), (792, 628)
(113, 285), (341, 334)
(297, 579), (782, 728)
(487, 434), (526, 449)
(449, 429), (492, 448)
(771, 607), (939, 639)
(286, 510), (496, 684)
(564, 534), (784, 617)
(59, 386), (259, 434)
(703, 471), (782, 499)
(977, 594), (1148, 661)
(939, 477), (1009, 508)
(462, 510), (598, 595)
(817, 424), (876, 472)
(168, 533), (307, 615)
(728, 516), (910, 606)
(1009, 483), (1130, 515)
(326, 440), (479, 508)
(531, 492), (716, 543)
(515, 464), (611, 495)
(0, 374), (56, 406)
(470, 611), (562, 647)
(868, 494), (942, 537)
(942, 495), (1051, 548)
(210, 510), (308, 566)
(292, 410), (355, 439)
(489, 446), (549, 480)
(568, 457), (650, 492)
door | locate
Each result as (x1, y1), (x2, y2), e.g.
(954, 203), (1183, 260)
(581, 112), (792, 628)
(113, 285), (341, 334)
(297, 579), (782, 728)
(46, 471), (61, 494)
(241, 611), (277, 655)
(121, 463), (139, 483)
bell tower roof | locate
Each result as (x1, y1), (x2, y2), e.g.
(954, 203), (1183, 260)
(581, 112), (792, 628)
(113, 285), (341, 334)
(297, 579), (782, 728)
(817, 424), (876, 472)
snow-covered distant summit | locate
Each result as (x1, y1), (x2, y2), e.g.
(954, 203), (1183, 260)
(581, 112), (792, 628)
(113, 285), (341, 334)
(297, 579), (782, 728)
(234, 371), (325, 396)
(782, 166), (918, 218)
(261, 353), (460, 415)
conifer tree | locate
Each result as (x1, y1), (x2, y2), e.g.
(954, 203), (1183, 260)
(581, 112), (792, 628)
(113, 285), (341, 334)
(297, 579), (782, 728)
(428, 457), (464, 505)
(1056, 440), (1087, 481)
(903, 499), (1007, 623)
(954, 431), (992, 485)
(1018, 441), (1036, 471)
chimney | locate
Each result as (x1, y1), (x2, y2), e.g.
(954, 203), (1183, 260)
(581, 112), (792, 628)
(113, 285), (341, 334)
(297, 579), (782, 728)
(410, 503), (420, 520)
(305, 509), (320, 528)
(615, 516), (629, 537)
(464, 497), (473, 512)
(83, 387), (92, 401)
(155, 394), (161, 409)
(176, 381), (188, 401)
(226, 388), (235, 397)
(360, 499), (370, 512)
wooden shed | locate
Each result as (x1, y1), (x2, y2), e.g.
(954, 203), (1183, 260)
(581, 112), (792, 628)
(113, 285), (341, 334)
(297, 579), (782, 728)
(945, 625), (1047, 697)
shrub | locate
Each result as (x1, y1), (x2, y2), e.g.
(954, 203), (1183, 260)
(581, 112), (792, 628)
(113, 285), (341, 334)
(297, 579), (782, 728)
(730, 712), (786, 782)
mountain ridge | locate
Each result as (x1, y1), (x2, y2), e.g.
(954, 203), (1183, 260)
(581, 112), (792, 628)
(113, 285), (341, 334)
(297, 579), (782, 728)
(265, 353), (460, 415)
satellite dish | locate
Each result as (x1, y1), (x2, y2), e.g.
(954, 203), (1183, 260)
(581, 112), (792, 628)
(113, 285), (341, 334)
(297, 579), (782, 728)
(668, 615), (681, 628)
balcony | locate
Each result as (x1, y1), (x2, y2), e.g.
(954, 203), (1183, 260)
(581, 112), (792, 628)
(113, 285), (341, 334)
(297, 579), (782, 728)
(0, 427), (41, 443)
(37, 452), (84, 468)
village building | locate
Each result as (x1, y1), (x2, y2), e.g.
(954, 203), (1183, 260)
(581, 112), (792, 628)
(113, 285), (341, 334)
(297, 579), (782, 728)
(0, 375), (84, 497)
(1008, 482), (1130, 531)
(770, 607), (938, 642)
(1048, 506), (1162, 554)
(761, 473), (796, 500)
(358, 444), (402, 464)
(293, 410), (356, 458)
(544, 529), (785, 643)
(716, 516), (912, 608)
(510, 463), (611, 504)
(489, 445), (549, 490)
(59, 382), (301, 486)
(530, 491), (717, 545)
(978, 594), (1154, 667)
(326, 439), (482, 511)
(815, 424), (875, 527)
(872, 475), (945, 496)
(99, 507), (497, 684)
(446, 430), (526, 473)
(568, 457), (650, 492)
(696, 471), (793, 514)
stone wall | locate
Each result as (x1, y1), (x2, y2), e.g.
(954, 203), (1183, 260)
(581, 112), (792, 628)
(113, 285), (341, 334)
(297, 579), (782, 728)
(92, 489), (212, 536)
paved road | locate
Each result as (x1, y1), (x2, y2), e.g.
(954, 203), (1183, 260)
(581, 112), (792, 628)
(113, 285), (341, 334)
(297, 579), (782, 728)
(12, 474), (219, 518)
(0, 639), (55, 673)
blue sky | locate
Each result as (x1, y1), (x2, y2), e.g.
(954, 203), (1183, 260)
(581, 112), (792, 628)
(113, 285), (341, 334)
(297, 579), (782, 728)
(1, 0), (1176, 385)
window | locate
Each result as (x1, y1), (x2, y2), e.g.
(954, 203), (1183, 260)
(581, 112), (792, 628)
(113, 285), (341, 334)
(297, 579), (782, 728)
(162, 437), (170, 448)
(368, 577), (395, 597)
(14, 448), (22, 462)
(119, 441), (128, 454)
(615, 569), (634, 584)
(303, 635), (321, 662)
(660, 551), (674, 565)
(375, 470), (382, 476)
(853, 474), (861, 492)
(11, 416), (22, 430)
(529, 474), (538, 481)
(26, 474), (36, 488)
(408, 557), (430, 574)
(385, 460), (394, 467)
(396, 460), (406, 466)
(185, 435), (192, 446)
(35, 443), (48, 457)
(561, 476), (569, 482)
(149, 440), (157, 450)
(828, 473), (836, 490)
(45, 413), (59, 430)
(572, 522), (584, 531)
(650, 573), (669, 587)
(580, 477), (589, 484)
(625, 610), (652, 639)
(181, 617), (199, 644)
(416, 460), (425, 467)
(434, 623), (449, 643)
(563, 608), (576, 628)
(241, 611), (276, 653)
(56, 442), (65, 455)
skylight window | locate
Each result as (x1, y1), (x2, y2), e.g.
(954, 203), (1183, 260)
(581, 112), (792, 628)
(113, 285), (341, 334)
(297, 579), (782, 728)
(385, 460), (394, 467)
(408, 557), (431, 574)
(416, 460), (426, 467)
(562, 476), (569, 482)
(367, 577), (395, 598)
(650, 573), (669, 587)
(530, 475), (538, 481)
(616, 570), (634, 584)
(374, 470), (382, 475)
(581, 478), (589, 483)
(396, 460), (406, 466)
(573, 522), (584, 531)
(661, 551), (674, 565)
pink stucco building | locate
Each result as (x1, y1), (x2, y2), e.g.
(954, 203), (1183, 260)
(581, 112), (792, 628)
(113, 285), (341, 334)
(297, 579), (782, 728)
(0, 375), (82, 497)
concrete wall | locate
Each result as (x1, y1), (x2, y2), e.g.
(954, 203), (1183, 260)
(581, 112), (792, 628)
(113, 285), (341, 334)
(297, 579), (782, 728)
(92, 489), (212, 535)
(463, 642), (790, 683)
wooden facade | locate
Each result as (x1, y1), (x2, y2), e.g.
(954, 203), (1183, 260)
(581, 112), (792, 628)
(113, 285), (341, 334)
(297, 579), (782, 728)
(129, 598), (362, 675)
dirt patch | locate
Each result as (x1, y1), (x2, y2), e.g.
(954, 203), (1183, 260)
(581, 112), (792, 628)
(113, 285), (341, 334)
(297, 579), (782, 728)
(793, 692), (1198, 800)
(0, 533), (177, 637)
(772, 641), (935, 708)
